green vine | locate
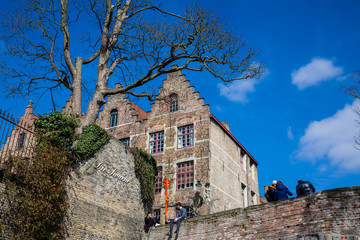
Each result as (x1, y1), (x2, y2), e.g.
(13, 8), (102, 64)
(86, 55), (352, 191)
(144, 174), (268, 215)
(2, 112), (109, 239)
(72, 124), (109, 161)
(130, 147), (158, 212)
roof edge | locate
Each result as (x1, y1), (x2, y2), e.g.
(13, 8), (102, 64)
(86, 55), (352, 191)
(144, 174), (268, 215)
(209, 113), (258, 165)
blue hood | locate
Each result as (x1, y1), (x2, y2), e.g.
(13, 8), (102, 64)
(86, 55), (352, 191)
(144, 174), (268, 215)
(277, 184), (287, 191)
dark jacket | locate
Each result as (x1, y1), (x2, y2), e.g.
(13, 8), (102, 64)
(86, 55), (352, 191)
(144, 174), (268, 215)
(296, 181), (315, 196)
(176, 207), (187, 219)
(145, 217), (155, 228)
(265, 185), (276, 202)
(274, 184), (293, 200)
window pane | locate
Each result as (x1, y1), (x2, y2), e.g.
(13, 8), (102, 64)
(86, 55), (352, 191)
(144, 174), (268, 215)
(150, 142), (156, 153)
(158, 131), (164, 139)
(150, 133), (156, 141)
(187, 125), (194, 133)
(157, 140), (164, 152)
(178, 127), (185, 135)
(178, 135), (184, 148)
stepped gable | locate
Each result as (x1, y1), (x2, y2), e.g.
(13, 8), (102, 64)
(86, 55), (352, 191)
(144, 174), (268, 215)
(97, 83), (147, 127)
(147, 69), (209, 120)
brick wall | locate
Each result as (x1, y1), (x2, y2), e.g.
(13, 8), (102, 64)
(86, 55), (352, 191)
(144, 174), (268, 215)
(148, 186), (360, 240)
(96, 70), (261, 223)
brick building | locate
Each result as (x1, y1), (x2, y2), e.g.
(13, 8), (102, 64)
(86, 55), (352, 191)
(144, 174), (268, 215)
(96, 70), (260, 222)
(0, 101), (37, 163)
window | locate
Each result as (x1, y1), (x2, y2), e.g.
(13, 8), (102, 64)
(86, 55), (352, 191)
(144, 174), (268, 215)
(169, 94), (178, 112)
(241, 183), (246, 208)
(18, 133), (25, 149)
(250, 163), (254, 178)
(120, 138), (130, 146)
(177, 125), (194, 148)
(155, 166), (163, 194)
(153, 209), (161, 221)
(177, 161), (194, 190)
(185, 207), (194, 218)
(149, 131), (164, 154)
(110, 109), (118, 127)
(251, 191), (256, 205)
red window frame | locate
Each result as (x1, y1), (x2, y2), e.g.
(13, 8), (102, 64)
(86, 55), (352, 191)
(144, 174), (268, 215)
(177, 125), (194, 149)
(176, 161), (194, 190)
(154, 166), (163, 194)
(149, 131), (164, 154)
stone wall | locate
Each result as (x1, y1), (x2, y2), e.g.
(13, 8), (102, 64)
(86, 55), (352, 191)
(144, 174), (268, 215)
(209, 117), (259, 213)
(148, 186), (360, 240)
(65, 138), (144, 240)
(0, 183), (10, 239)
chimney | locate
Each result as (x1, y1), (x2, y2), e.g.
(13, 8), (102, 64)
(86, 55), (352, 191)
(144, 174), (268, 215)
(222, 121), (230, 131)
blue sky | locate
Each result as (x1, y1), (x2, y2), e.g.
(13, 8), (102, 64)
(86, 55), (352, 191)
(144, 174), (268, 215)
(1, 0), (360, 196)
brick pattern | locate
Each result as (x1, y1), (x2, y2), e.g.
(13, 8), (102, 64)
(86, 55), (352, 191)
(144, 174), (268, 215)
(96, 70), (260, 222)
(147, 186), (360, 240)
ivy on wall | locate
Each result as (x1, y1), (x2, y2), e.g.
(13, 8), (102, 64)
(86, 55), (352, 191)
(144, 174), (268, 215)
(130, 147), (158, 212)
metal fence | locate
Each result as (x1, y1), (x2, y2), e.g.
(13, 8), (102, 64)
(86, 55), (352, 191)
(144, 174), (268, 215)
(0, 109), (36, 164)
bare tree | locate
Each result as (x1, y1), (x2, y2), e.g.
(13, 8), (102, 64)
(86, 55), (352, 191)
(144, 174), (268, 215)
(1, 0), (264, 127)
(343, 71), (360, 148)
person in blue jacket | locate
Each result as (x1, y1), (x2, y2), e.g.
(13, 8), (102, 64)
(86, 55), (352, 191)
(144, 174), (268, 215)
(274, 181), (293, 200)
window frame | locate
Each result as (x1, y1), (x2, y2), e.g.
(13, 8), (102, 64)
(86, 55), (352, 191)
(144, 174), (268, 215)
(149, 131), (165, 154)
(169, 94), (178, 112)
(18, 133), (26, 149)
(176, 161), (194, 190)
(177, 125), (194, 149)
(184, 207), (194, 218)
(109, 109), (118, 127)
(154, 166), (163, 194)
(153, 209), (161, 221)
(120, 138), (130, 147)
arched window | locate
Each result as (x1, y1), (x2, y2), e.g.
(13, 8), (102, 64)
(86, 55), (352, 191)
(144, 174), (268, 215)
(110, 109), (118, 127)
(169, 94), (178, 112)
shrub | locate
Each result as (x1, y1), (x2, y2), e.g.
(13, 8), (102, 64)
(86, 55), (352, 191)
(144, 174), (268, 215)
(3, 143), (69, 240)
(71, 123), (109, 161)
(34, 111), (79, 149)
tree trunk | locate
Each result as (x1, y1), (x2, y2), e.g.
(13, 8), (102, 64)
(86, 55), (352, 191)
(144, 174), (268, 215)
(72, 57), (83, 117)
(81, 65), (109, 127)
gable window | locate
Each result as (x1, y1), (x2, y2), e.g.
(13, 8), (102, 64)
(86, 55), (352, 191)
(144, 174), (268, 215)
(149, 131), (164, 154)
(154, 166), (163, 194)
(110, 109), (118, 127)
(169, 94), (178, 112)
(120, 138), (130, 146)
(18, 133), (25, 149)
(178, 125), (194, 148)
(177, 161), (194, 190)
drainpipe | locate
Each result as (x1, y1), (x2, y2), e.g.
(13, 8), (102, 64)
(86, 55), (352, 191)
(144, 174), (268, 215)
(246, 155), (250, 207)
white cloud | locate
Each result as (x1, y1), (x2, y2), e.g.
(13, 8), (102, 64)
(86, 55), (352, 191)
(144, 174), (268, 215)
(287, 126), (294, 140)
(215, 105), (223, 113)
(291, 58), (343, 90)
(218, 78), (259, 103)
(295, 100), (360, 173)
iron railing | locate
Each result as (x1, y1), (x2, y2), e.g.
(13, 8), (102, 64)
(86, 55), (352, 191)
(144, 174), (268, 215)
(0, 109), (36, 164)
